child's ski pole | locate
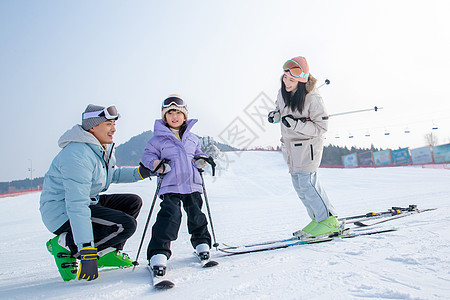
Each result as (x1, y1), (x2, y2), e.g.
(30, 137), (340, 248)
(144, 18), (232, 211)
(133, 159), (170, 270)
(198, 165), (219, 249)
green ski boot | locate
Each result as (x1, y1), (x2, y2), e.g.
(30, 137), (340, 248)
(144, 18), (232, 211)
(293, 219), (317, 238)
(46, 233), (77, 281)
(97, 248), (134, 268)
(307, 216), (340, 237)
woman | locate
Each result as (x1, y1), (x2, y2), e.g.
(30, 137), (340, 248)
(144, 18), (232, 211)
(268, 56), (339, 238)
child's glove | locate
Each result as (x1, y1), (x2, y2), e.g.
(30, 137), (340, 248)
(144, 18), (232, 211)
(193, 156), (216, 176)
(194, 157), (208, 169)
(138, 162), (154, 179)
(268, 110), (281, 123)
(77, 248), (98, 281)
(153, 160), (171, 174)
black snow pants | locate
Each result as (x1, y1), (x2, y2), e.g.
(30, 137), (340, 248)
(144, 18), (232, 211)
(147, 192), (211, 260)
(54, 193), (142, 254)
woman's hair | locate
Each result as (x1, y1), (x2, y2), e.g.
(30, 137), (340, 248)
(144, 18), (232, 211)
(281, 76), (307, 114)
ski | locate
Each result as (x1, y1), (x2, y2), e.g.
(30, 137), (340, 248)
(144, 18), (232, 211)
(339, 204), (429, 224)
(148, 265), (174, 290)
(220, 226), (387, 251)
(220, 205), (433, 251)
(193, 252), (219, 268)
(354, 207), (436, 227)
(219, 228), (397, 255)
(222, 237), (298, 250)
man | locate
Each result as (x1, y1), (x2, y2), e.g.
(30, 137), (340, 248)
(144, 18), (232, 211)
(40, 104), (154, 281)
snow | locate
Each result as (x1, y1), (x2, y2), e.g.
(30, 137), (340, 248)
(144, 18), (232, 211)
(1, 151), (450, 299)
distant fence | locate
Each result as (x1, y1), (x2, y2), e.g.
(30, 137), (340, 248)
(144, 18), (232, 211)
(341, 143), (450, 169)
(0, 188), (42, 198)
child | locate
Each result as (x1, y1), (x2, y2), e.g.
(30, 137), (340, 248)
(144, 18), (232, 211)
(141, 94), (212, 276)
(268, 56), (339, 238)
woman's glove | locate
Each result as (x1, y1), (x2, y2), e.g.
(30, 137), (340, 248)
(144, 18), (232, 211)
(282, 115), (297, 128)
(268, 110), (281, 123)
(77, 248), (98, 281)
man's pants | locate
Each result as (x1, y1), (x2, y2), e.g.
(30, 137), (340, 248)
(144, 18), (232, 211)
(54, 193), (142, 254)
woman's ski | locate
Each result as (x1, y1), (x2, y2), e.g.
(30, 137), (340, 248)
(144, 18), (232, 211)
(219, 228), (398, 255)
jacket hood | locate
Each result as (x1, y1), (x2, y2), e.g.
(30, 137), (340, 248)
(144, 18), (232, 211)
(153, 119), (198, 137)
(58, 125), (102, 148)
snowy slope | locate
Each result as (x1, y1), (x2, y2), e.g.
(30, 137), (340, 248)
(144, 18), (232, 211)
(1, 151), (450, 299)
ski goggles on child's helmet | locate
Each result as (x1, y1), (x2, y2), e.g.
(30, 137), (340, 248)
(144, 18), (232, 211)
(162, 96), (186, 108)
(283, 60), (309, 80)
(82, 105), (120, 120)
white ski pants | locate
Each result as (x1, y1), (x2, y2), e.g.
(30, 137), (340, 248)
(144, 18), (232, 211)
(291, 171), (337, 222)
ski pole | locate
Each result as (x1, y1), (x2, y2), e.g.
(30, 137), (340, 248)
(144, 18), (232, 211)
(317, 79), (330, 89)
(198, 168), (219, 249)
(282, 106), (382, 125)
(133, 159), (170, 270)
(329, 106), (382, 118)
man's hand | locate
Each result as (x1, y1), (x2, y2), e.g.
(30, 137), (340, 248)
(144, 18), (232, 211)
(77, 248), (98, 281)
(138, 162), (154, 179)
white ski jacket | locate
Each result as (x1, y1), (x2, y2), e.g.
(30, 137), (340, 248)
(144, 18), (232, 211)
(275, 88), (328, 173)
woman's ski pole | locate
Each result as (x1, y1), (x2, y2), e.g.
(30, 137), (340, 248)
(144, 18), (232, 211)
(133, 159), (170, 270)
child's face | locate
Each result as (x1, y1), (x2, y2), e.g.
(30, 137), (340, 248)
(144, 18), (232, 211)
(165, 109), (186, 130)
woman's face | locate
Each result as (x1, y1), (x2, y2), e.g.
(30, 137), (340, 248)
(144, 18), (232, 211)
(283, 74), (299, 92)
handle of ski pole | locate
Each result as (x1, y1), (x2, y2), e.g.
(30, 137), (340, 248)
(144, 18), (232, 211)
(194, 156), (216, 176)
(152, 158), (171, 176)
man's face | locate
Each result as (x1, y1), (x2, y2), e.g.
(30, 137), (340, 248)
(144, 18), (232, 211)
(89, 120), (116, 145)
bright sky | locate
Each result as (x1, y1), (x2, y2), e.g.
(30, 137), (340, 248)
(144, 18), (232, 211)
(1, 0), (449, 182)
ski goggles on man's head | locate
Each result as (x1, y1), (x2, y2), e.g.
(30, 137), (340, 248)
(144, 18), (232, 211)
(162, 96), (186, 108)
(283, 60), (309, 80)
(82, 105), (120, 120)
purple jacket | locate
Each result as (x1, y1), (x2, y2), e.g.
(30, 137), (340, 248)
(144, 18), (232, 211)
(141, 119), (206, 195)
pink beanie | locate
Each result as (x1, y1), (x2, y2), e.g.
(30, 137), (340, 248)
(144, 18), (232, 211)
(283, 56), (310, 83)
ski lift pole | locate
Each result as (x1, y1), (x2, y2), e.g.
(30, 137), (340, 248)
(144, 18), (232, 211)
(329, 106), (382, 118)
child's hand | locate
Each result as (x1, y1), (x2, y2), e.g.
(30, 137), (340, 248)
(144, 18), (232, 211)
(153, 160), (171, 174)
(193, 157), (208, 169)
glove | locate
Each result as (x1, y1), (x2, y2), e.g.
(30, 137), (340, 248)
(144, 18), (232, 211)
(138, 162), (154, 179)
(268, 110), (281, 123)
(194, 157), (208, 169)
(281, 115), (297, 128)
(194, 156), (217, 176)
(77, 248), (98, 281)
(153, 160), (171, 174)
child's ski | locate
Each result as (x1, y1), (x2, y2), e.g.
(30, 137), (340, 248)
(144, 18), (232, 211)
(148, 265), (174, 290)
(193, 252), (219, 268)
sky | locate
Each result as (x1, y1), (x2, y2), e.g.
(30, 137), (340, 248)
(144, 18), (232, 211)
(1, 0), (450, 182)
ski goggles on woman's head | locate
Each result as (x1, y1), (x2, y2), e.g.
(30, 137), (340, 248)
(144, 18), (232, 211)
(162, 96), (186, 108)
(283, 60), (309, 80)
(82, 105), (120, 120)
